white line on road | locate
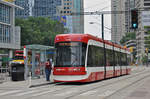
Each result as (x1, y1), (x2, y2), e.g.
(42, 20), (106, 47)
(32, 90), (55, 97)
(13, 90), (41, 96)
(0, 90), (22, 96)
(55, 90), (78, 96)
(98, 90), (115, 97)
(80, 91), (97, 96)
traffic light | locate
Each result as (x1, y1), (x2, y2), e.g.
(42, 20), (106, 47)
(131, 9), (138, 29)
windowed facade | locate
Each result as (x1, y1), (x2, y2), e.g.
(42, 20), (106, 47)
(0, 1), (20, 49)
(0, 3), (11, 44)
(15, 0), (61, 20)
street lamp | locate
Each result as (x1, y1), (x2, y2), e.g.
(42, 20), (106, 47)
(89, 22), (111, 31)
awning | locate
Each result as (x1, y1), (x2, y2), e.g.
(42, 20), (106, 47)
(25, 44), (55, 51)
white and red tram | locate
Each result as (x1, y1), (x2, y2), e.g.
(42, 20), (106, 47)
(53, 34), (131, 82)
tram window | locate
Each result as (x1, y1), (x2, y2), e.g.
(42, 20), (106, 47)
(106, 49), (113, 66)
(118, 52), (121, 66)
(127, 54), (131, 65)
(121, 53), (127, 66)
(122, 53), (128, 66)
(87, 45), (104, 67)
(115, 51), (120, 66)
(55, 42), (87, 67)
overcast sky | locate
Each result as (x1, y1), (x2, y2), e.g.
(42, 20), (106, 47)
(84, 0), (111, 40)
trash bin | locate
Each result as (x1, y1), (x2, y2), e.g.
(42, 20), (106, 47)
(11, 64), (24, 81)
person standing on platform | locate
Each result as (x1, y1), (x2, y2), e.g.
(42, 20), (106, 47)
(45, 59), (52, 81)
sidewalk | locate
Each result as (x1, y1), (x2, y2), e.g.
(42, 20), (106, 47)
(0, 66), (148, 89)
(0, 74), (54, 89)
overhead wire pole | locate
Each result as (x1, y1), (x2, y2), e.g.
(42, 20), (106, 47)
(101, 14), (107, 78)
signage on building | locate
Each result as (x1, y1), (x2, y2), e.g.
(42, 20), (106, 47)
(57, 16), (66, 26)
(142, 11), (150, 26)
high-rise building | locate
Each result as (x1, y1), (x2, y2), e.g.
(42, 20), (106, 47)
(111, 0), (125, 43)
(15, 0), (61, 20)
(125, 0), (135, 33)
(57, 0), (84, 33)
(0, 0), (21, 58)
(72, 0), (84, 33)
(134, 0), (150, 64)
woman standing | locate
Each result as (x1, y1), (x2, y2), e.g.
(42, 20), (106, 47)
(45, 59), (52, 81)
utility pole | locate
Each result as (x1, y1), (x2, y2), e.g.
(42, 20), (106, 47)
(101, 14), (107, 78)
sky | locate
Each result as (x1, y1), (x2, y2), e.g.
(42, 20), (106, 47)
(84, 0), (111, 40)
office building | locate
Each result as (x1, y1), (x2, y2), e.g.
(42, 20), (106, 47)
(0, 0), (21, 58)
(57, 0), (84, 33)
(111, 0), (126, 43)
(15, 0), (61, 20)
(134, 0), (150, 64)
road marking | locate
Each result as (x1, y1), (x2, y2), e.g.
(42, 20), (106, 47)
(98, 90), (115, 97)
(80, 91), (97, 96)
(13, 90), (40, 96)
(32, 90), (55, 97)
(0, 90), (22, 96)
(55, 90), (78, 96)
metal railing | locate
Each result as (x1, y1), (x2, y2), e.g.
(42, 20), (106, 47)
(0, 67), (10, 83)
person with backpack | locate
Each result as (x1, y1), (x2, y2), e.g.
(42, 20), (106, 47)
(45, 59), (52, 81)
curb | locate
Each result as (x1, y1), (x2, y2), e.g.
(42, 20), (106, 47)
(29, 82), (55, 88)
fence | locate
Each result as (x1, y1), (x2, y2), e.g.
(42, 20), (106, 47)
(0, 67), (10, 83)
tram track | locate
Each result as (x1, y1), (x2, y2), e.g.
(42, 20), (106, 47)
(104, 73), (150, 99)
(63, 68), (150, 99)
(26, 67), (150, 99)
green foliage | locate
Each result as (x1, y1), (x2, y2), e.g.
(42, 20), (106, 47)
(15, 17), (66, 46)
(120, 32), (136, 45)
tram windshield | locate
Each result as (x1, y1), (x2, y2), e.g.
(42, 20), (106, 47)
(55, 42), (87, 67)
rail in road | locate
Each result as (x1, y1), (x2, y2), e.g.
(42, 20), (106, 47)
(0, 66), (149, 99)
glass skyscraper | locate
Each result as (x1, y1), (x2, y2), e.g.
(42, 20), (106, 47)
(15, 0), (61, 20)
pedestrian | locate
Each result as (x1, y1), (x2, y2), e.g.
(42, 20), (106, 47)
(45, 59), (52, 81)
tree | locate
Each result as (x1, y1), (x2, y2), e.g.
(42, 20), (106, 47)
(120, 32), (136, 45)
(15, 17), (66, 46)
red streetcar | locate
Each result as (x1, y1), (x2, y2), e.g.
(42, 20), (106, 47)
(53, 34), (131, 82)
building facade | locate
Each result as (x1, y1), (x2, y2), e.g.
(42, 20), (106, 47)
(57, 0), (84, 33)
(0, 0), (21, 58)
(15, 0), (61, 20)
(135, 0), (150, 64)
(72, 0), (84, 33)
(125, 0), (135, 33)
(111, 0), (126, 43)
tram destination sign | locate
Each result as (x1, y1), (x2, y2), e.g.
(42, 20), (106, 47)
(59, 42), (79, 46)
